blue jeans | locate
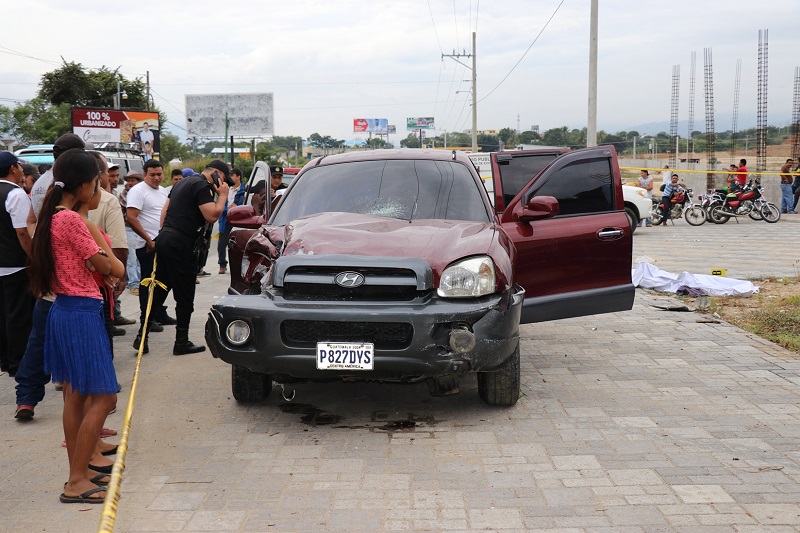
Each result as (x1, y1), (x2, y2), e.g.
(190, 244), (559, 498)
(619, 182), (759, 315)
(126, 227), (141, 288)
(781, 183), (794, 213)
(14, 299), (53, 407)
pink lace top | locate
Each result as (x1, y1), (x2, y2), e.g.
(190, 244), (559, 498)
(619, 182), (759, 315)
(51, 209), (102, 299)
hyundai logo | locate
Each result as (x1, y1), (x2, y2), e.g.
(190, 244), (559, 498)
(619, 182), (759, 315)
(334, 271), (365, 288)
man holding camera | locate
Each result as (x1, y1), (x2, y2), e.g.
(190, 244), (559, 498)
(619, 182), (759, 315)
(143, 160), (230, 355)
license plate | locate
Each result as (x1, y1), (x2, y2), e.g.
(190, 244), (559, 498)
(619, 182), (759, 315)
(316, 342), (374, 370)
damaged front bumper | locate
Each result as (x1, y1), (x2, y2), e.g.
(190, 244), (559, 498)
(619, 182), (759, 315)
(205, 285), (524, 383)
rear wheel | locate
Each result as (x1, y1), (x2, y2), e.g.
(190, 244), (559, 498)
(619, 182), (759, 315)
(231, 364), (272, 402)
(708, 204), (730, 224)
(761, 203), (781, 223)
(624, 207), (638, 234)
(685, 206), (706, 226)
(477, 342), (520, 407)
(650, 206), (664, 226)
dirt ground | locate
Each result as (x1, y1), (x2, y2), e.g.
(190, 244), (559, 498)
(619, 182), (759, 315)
(681, 277), (800, 354)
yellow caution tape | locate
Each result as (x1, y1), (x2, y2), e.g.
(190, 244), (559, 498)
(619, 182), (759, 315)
(98, 255), (161, 532)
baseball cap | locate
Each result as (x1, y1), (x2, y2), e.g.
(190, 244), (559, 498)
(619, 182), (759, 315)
(182, 168), (197, 178)
(52, 133), (85, 159)
(21, 163), (40, 178)
(108, 162), (120, 170)
(270, 165), (284, 175)
(206, 160), (231, 180)
(0, 151), (20, 167)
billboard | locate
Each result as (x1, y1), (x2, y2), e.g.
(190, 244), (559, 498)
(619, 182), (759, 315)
(186, 93), (274, 137)
(72, 107), (160, 160)
(407, 117), (435, 130)
(387, 125), (396, 134)
(353, 118), (388, 133)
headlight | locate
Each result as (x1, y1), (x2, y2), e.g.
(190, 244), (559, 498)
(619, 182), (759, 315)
(226, 320), (251, 345)
(437, 256), (496, 298)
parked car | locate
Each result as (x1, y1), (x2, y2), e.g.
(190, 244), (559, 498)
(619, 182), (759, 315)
(206, 148), (633, 406)
(14, 144), (55, 166)
(622, 185), (654, 232)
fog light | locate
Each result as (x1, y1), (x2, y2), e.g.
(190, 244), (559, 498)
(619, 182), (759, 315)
(226, 320), (251, 345)
(449, 326), (476, 354)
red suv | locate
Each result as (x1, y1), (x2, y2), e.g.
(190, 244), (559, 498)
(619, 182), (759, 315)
(206, 148), (633, 406)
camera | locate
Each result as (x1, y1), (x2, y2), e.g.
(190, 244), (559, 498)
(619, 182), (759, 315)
(212, 171), (235, 187)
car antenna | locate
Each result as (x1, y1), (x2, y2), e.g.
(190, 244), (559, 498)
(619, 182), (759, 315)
(451, 150), (456, 160)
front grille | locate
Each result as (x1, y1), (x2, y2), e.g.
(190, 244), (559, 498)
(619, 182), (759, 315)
(282, 320), (413, 350)
(282, 282), (419, 301)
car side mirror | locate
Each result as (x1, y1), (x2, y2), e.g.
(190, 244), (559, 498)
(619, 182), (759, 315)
(514, 195), (559, 222)
(227, 205), (265, 229)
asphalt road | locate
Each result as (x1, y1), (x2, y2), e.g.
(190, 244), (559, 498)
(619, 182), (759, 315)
(2, 214), (800, 532)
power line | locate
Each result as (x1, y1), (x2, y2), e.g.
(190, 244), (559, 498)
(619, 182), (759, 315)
(427, 0), (444, 55)
(478, 0), (565, 104)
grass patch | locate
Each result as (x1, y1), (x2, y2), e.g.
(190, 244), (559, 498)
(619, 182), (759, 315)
(705, 279), (800, 353)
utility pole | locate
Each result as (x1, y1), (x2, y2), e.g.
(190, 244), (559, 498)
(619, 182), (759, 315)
(442, 31), (477, 151)
(146, 71), (150, 111)
(587, 0), (598, 147)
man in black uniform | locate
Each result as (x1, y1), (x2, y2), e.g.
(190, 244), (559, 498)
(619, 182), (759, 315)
(143, 160), (229, 355)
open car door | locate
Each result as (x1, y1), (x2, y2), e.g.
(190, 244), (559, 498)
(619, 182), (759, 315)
(494, 146), (634, 324)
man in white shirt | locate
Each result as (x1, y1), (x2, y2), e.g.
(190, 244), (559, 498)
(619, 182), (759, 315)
(138, 122), (155, 161)
(126, 159), (168, 336)
(0, 152), (34, 382)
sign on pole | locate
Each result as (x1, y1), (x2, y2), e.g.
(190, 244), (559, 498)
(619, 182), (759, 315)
(406, 117), (435, 130)
(353, 118), (388, 133)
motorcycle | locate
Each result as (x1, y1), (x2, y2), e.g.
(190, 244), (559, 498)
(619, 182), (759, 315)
(707, 181), (780, 224)
(651, 186), (705, 226)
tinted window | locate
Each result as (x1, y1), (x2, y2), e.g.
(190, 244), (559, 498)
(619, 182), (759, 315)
(530, 158), (614, 216)
(498, 154), (558, 207)
(272, 159), (489, 225)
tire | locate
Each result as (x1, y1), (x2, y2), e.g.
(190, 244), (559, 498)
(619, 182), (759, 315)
(761, 203), (781, 223)
(477, 342), (520, 407)
(624, 207), (638, 234)
(685, 206), (706, 226)
(650, 206), (664, 226)
(231, 364), (272, 402)
(708, 204), (730, 224)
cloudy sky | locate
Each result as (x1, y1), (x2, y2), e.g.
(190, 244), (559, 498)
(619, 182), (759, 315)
(2, 0), (798, 143)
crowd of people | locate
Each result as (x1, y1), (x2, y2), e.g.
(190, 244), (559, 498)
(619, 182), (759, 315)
(0, 132), (256, 504)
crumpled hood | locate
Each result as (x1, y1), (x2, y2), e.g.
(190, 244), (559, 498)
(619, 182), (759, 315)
(274, 212), (497, 275)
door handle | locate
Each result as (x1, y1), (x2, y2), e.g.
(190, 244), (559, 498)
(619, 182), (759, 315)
(598, 229), (624, 239)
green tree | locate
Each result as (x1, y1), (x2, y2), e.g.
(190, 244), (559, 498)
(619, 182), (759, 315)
(518, 130), (541, 145)
(542, 126), (569, 146)
(477, 133), (500, 151)
(4, 61), (155, 144)
(400, 133), (421, 148)
(159, 131), (193, 163)
(498, 127), (518, 149)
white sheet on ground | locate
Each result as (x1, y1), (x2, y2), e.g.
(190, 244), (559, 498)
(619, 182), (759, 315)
(631, 261), (759, 296)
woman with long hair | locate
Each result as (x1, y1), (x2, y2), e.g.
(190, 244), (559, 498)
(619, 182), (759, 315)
(29, 148), (124, 504)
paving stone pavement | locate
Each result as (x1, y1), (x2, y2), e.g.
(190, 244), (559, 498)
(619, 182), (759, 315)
(2, 216), (800, 532)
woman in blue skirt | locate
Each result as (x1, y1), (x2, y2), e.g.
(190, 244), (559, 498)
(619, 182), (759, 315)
(29, 149), (125, 504)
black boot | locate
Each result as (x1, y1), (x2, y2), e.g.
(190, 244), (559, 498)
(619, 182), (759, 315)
(173, 328), (205, 355)
(133, 326), (149, 354)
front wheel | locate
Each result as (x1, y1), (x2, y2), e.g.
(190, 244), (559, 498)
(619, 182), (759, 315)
(685, 206), (706, 226)
(231, 364), (272, 402)
(749, 207), (764, 220)
(477, 342), (520, 407)
(761, 203), (781, 223)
